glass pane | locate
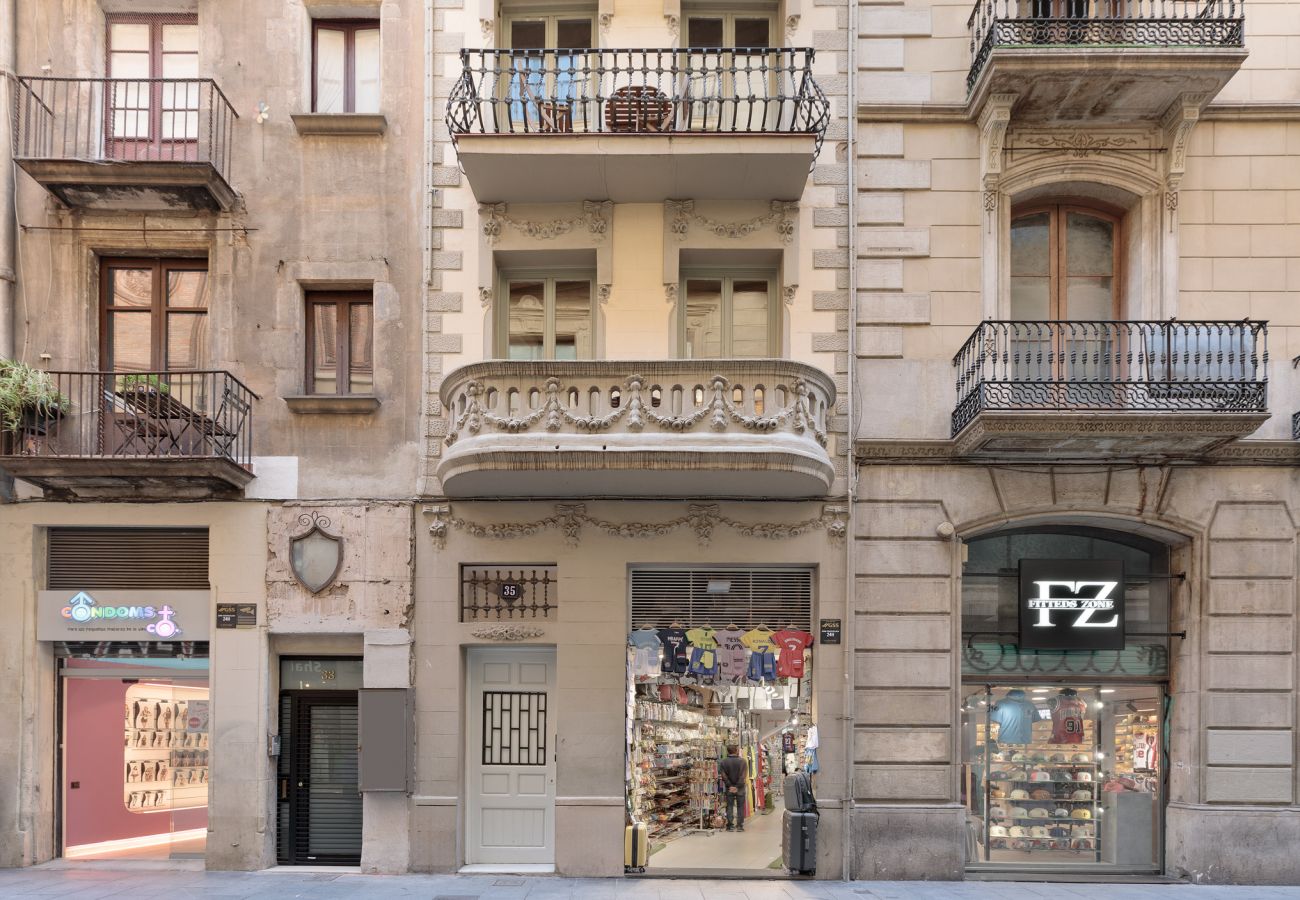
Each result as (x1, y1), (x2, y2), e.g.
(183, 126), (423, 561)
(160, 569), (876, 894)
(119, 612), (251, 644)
(166, 312), (209, 369)
(508, 281), (545, 360)
(109, 73), (151, 139)
(556, 19), (592, 49)
(162, 53), (198, 79)
(553, 282), (592, 360)
(315, 28), (346, 114)
(354, 28), (381, 114)
(1066, 212), (1114, 276)
(735, 18), (771, 47)
(110, 268), (154, 307)
(348, 304), (374, 393)
(110, 312), (153, 372)
(1066, 277), (1114, 320)
(110, 23), (150, 52)
(162, 24), (198, 52)
(1010, 276), (1050, 320)
(509, 20), (546, 49)
(731, 280), (770, 357)
(683, 279), (722, 358)
(167, 270), (208, 308)
(312, 303), (339, 394)
(687, 17), (724, 47)
(110, 51), (150, 79)
(1010, 213), (1050, 277)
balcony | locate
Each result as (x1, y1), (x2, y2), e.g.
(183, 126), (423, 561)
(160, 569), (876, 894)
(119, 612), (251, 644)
(951, 320), (1268, 458)
(438, 360), (835, 497)
(14, 78), (238, 211)
(446, 48), (829, 202)
(0, 370), (258, 499)
(966, 0), (1246, 122)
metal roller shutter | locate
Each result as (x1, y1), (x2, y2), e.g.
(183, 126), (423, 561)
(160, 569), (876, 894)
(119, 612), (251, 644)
(629, 567), (814, 631)
(277, 693), (362, 866)
(47, 527), (209, 589)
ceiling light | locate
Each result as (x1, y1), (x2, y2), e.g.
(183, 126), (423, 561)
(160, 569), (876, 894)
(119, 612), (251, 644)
(706, 580), (731, 594)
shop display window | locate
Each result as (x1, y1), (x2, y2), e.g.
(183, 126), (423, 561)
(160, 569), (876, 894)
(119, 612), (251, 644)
(962, 684), (1163, 869)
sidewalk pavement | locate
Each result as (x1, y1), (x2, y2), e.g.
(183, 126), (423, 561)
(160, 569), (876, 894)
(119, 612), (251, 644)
(2, 866), (1300, 900)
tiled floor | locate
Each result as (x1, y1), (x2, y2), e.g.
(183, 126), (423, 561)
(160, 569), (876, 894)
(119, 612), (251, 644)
(649, 801), (784, 871)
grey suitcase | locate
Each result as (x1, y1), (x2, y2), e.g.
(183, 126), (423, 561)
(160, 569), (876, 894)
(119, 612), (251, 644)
(782, 809), (818, 875)
(784, 771), (817, 813)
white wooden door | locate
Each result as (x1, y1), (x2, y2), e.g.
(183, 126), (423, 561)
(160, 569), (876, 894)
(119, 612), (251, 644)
(466, 647), (556, 865)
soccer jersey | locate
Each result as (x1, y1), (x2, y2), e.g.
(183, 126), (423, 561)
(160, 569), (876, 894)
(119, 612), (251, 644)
(685, 627), (718, 677)
(1050, 694), (1087, 744)
(657, 627), (689, 674)
(715, 628), (747, 683)
(628, 629), (662, 678)
(771, 629), (813, 678)
(741, 627), (777, 654)
(990, 690), (1038, 745)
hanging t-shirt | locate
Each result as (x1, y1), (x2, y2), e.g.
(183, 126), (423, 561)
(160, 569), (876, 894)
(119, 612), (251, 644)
(685, 626), (718, 677)
(1050, 694), (1087, 744)
(741, 627), (778, 654)
(657, 627), (689, 674)
(628, 629), (662, 678)
(771, 629), (813, 678)
(715, 629), (748, 683)
(990, 692), (1038, 745)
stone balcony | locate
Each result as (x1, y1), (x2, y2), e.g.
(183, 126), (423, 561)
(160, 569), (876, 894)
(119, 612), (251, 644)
(965, 0), (1246, 123)
(438, 360), (836, 497)
(445, 48), (829, 202)
(950, 320), (1269, 458)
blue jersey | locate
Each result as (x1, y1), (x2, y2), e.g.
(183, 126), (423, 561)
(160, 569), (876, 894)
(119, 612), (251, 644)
(991, 694), (1038, 744)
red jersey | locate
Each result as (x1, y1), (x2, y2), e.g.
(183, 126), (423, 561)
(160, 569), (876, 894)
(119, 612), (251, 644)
(1050, 695), (1087, 744)
(771, 629), (813, 678)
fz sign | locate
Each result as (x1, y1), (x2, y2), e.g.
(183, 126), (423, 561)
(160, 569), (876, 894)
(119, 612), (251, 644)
(1018, 559), (1125, 650)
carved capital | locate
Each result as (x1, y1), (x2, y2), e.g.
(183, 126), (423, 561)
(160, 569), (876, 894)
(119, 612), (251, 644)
(664, 282), (678, 305)
(480, 18), (494, 38)
(424, 504), (451, 549)
(785, 14), (800, 35)
(978, 94), (1015, 193)
(665, 13), (679, 36)
(479, 202), (506, 244)
(479, 287), (493, 308)
(584, 200), (612, 239)
(665, 199), (694, 240)
(773, 200), (798, 244)
(782, 284), (797, 306)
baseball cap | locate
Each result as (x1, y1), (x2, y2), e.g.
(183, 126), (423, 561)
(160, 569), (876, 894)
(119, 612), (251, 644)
(1075, 771), (1092, 782)
(1028, 807), (1048, 818)
(989, 825), (1008, 837)
(1071, 789), (1092, 800)
(1071, 808), (1091, 820)
(1010, 789), (1030, 800)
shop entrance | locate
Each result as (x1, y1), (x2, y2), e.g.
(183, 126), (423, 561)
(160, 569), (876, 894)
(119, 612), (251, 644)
(57, 643), (211, 861)
(465, 646), (557, 868)
(960, 525), (1173, 874)
(277, 658), (362, 866)
(625, 567), (819, 876)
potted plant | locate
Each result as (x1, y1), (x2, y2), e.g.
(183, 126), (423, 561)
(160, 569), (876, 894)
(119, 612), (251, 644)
(114, 372), (171, 394)
(0, 360), (69, 453)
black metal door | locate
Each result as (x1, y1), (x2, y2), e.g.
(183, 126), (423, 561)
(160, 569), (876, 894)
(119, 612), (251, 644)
(277, 691), (361, 865)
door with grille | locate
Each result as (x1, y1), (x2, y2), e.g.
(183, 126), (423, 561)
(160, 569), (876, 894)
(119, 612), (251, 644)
(465, 647), (556, 865)
(276, 692), (362, 865)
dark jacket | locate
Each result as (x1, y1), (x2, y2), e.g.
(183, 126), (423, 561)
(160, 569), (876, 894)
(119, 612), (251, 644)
(720, 754), (747, 788)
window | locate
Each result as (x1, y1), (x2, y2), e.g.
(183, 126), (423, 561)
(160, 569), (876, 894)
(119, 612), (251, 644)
(684, 11), (773, 47)
(306, 292), (374, 394)
(498, 275), (594, 360)
(679, 274), (777, 358)
(313, 20), (381, 113)
(1011, 205), (1119, 321)
(101, 259), (209, 372)
(106, 14), (200, 148)
(502, 12), (594, 128)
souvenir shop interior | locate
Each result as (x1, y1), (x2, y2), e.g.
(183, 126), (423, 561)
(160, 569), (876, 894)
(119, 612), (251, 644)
(625, 619), (818, 873)
(961, 683), (1164, 871)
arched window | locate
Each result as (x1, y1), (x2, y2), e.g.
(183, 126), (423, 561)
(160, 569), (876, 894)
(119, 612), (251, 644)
(1011, 206), (1119, 321)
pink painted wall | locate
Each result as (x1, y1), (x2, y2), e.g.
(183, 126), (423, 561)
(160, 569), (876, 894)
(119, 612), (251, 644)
(63, 678), (209, 848)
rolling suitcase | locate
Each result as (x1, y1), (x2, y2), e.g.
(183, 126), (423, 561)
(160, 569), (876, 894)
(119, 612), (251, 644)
(782, 809), (818, 876)
(624, 821), (649, 873)
(784, 771), (817, 813)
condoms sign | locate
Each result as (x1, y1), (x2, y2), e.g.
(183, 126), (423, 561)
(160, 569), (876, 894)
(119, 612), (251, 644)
(1018, 559), (1125, 651)
(38, 590), (211, 641)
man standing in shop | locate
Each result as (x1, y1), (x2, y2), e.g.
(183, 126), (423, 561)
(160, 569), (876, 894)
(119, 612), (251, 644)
(720, 745), (748, 832)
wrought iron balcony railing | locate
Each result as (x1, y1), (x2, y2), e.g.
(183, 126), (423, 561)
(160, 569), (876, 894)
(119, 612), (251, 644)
(952, 320), (1268, 436)
(446, 47), (829, 154)
(1, 370), (258, 469)
(14, 77), (237, 181)
(967, 0), (1246, 91)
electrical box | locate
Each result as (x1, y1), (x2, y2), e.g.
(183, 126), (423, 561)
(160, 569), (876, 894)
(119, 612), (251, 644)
(358, 688), (412, 792)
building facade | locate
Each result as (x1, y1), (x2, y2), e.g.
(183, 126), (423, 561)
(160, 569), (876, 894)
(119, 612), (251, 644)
(0, 0), (1297, 885)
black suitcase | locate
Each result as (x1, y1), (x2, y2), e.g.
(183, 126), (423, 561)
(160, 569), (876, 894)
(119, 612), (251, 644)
(782, 809), (818, 875)
(784, 771), (817, 813)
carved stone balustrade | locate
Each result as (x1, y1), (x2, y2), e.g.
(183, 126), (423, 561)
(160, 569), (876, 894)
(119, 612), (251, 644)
(438, 360), (836, 497)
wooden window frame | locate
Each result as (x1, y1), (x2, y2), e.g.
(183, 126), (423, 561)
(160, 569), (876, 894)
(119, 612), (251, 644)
(311, 19), (381, 114)
(677, 269), (779, 359)
(1010, 203), (1123, 321)
(105, 13), (199, 150)
(682, 8), (779, 47)
(100, 257), (209, 371)
(305, 291), (375, 395)
(495, 271), (596, 360)
(501, 10), (597, 48)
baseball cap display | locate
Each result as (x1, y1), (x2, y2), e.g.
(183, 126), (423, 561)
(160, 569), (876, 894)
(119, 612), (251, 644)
(1075, 771), (1093, 782)
(1071, 808), (1092, 819)
(1030, 788), (1051, 800)
(1072, 789), (1093, 800)
(1073, 753), (1092, 763)
(1009, 789), (1030, 800)
(1053, 807), (1069, 817)
(1009, 826), (1028, 837)
(1030, 826), (1050, 838)
(1010, 806), (1029, 818)
(989, 825), (1008, 837)
(1028, 807), (1048, 818)
(1030, 770), (1052, 782)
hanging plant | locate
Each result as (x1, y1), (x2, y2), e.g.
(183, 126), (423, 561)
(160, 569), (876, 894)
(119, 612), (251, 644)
(0, 360), (69, 433)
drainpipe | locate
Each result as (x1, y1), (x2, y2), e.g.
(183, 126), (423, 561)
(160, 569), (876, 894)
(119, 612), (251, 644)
(0, 0), (17, 360)
(842, 0), (859, 879)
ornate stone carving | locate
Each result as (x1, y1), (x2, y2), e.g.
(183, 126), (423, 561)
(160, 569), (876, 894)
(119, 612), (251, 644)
(783, 285), (797, 305)
(584, 200), (611, 239)
(479, 287), (493, 308)
(1162, 93), (1206, 196)
(785, 14), (800, 35)
(666, 199), (694, 240)
(471, 624), (546, 641)
(978, 94), (1015, 194)
(664, 282), (678, 305)
(480, 18), (494, 38)
(479, 203), (506, 244)
(665, 14), (679, 36)
(480, 201), (612, 243)
(597, 283), (612, 304)
(429, 502), (850, 549)
(684, 201), (797, 242)
(599, 12), (613, 34)
(1015, 131), (1141, 158)
(982, 190), (998, 213)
